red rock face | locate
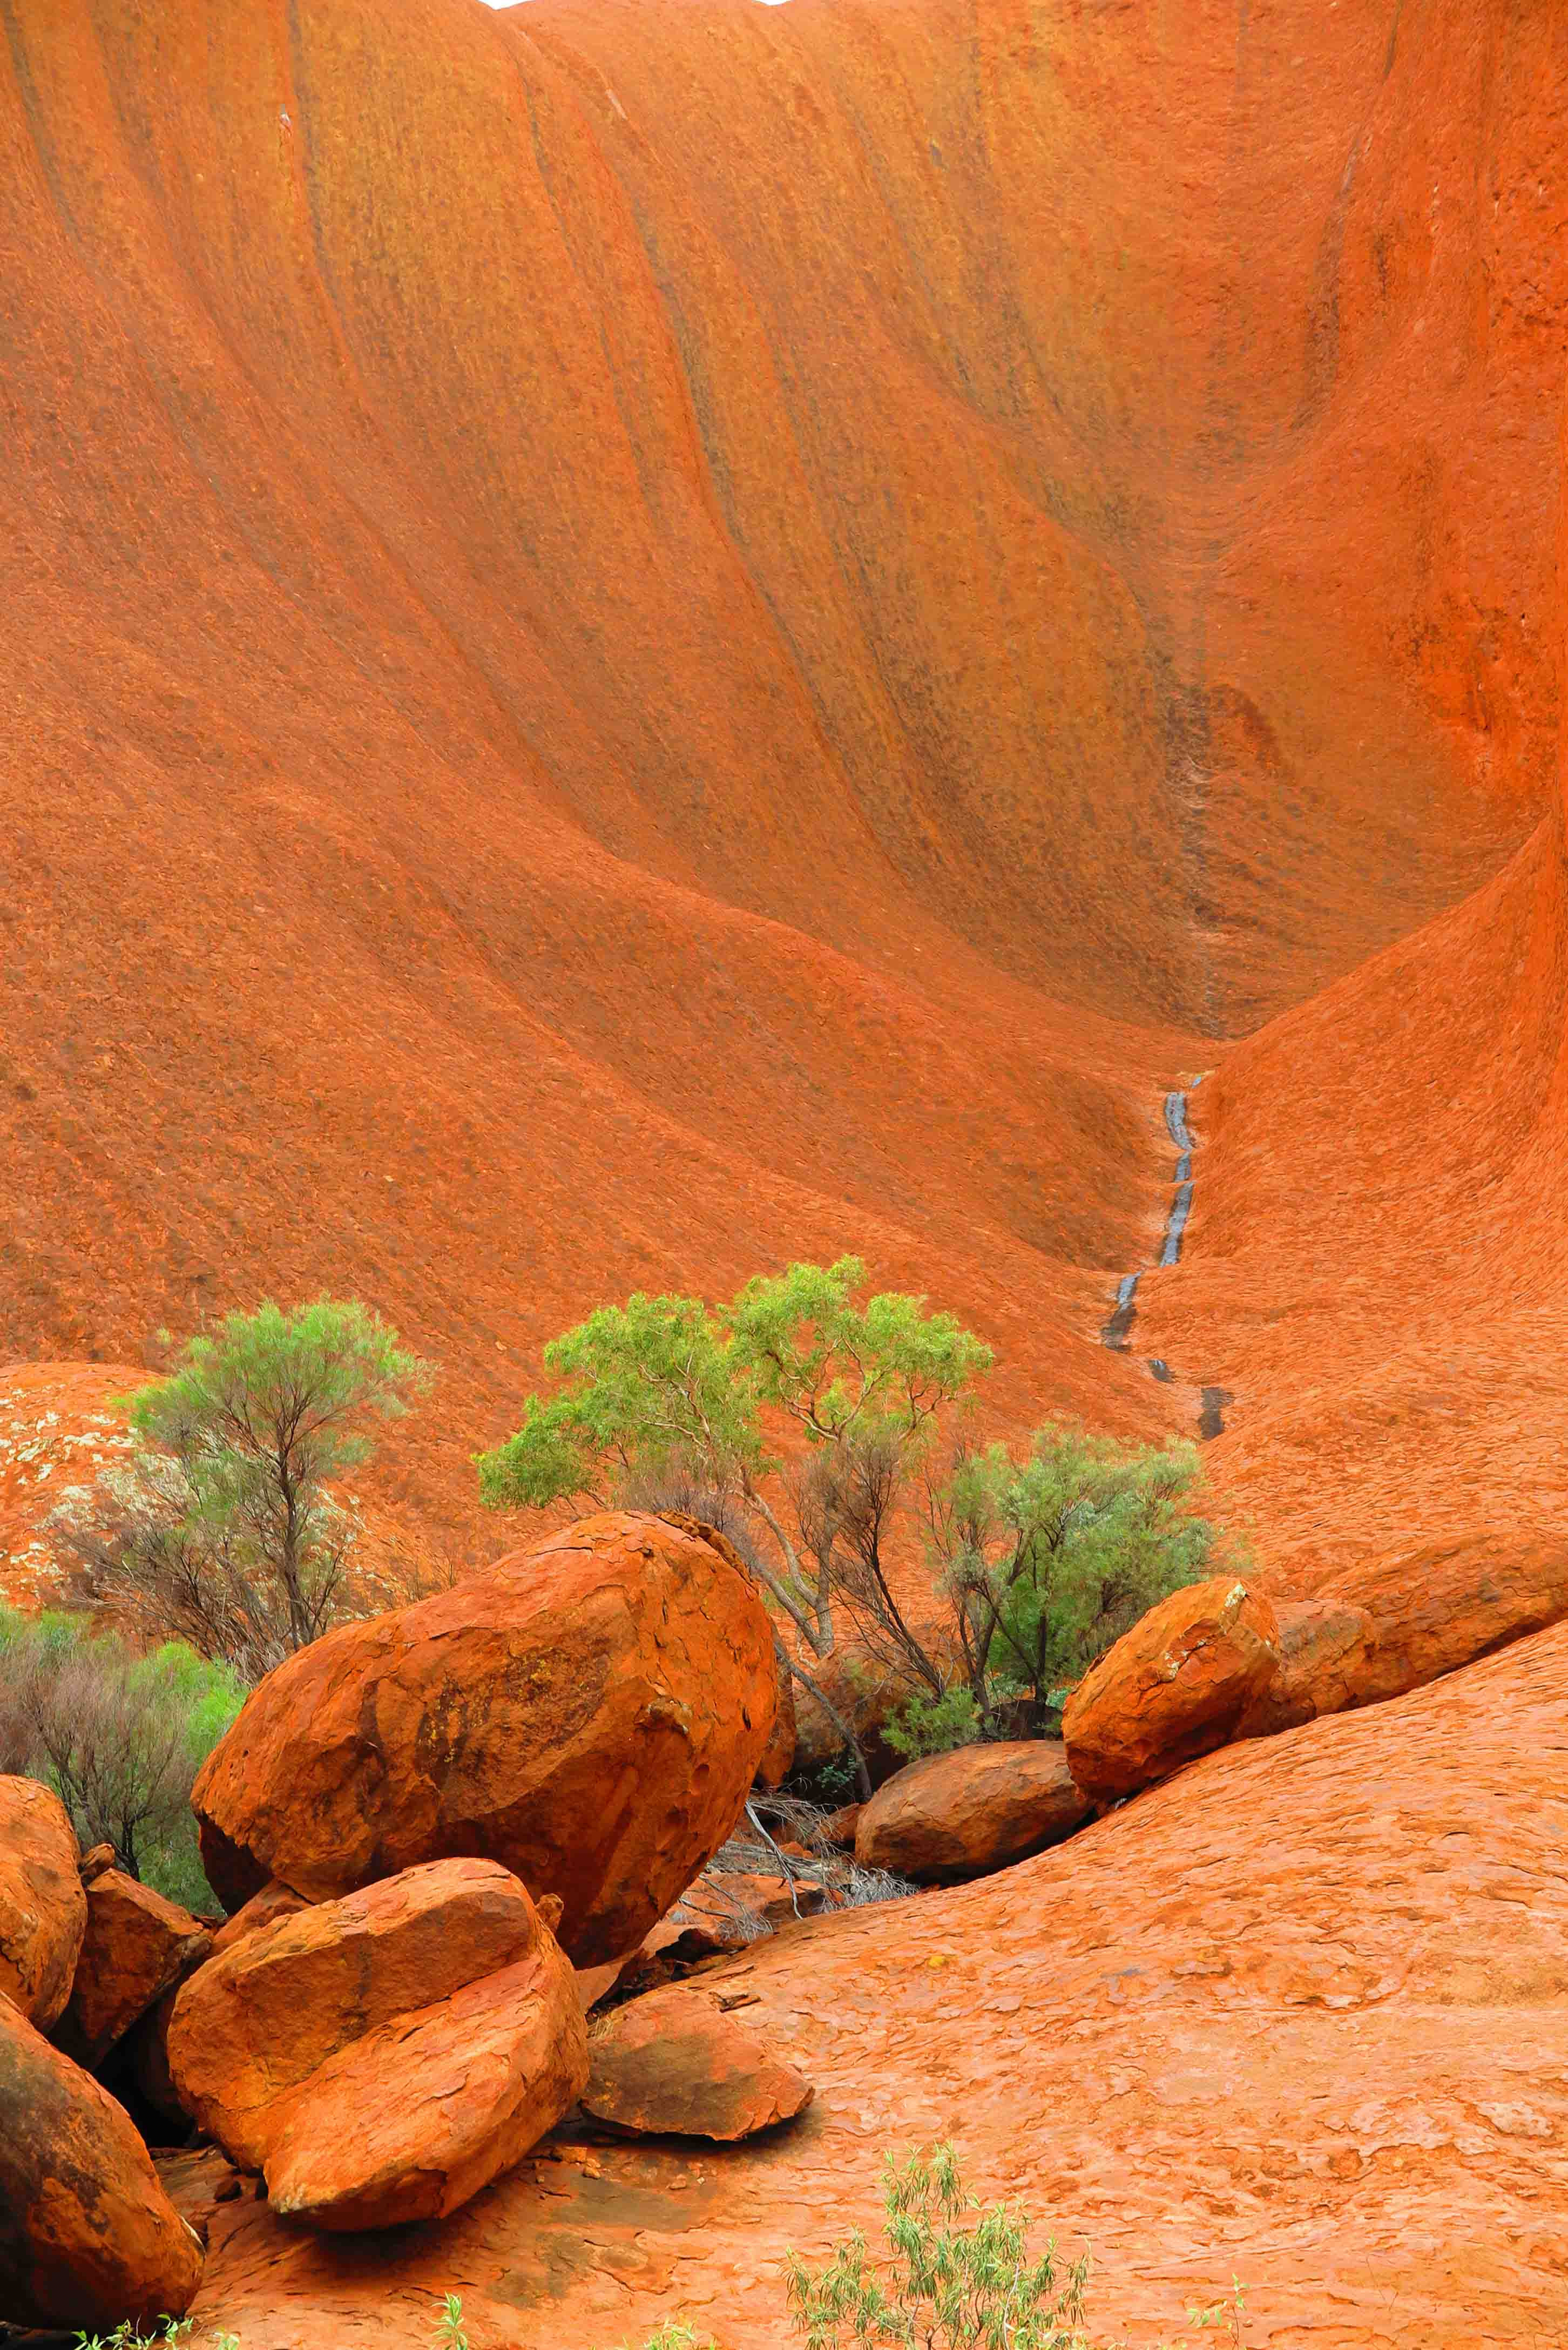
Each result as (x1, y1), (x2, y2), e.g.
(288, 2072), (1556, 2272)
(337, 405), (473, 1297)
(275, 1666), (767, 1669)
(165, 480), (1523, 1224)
(583, 1984), (814, 2143)
(192, 1513), (780, 1964)
(854, 1742), (1092, 1886)
(6, 0), (1565, 1584)
(0, 1776), (84, 2031)
(0, 1996), (202, 2329)
(1062, 1578), (1281, 1801)
(166, 1858), (544, 2171)
(265, 1941), (589, 2232)
(56, 1869), (211, 2071)
(1239, 1534), (1568, 1738)
(207, 1878), (312, 1961)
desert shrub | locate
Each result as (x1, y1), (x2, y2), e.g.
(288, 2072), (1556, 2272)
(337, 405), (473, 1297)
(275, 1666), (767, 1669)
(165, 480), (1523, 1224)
(0, 1607), (243, 1908)
(53, 1298), (433, 1684)
(787, 2142), (1091, 2349)
(891, 1429), (1224, 1752)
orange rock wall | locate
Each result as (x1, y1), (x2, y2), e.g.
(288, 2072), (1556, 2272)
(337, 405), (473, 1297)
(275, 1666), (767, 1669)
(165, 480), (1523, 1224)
(1, 0), (1564, 1570)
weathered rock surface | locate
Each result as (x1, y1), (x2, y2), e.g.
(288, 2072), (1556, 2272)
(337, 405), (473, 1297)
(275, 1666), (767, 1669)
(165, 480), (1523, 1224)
(1235, 1597), (1378, 1739)
(1320, 1532), (1568, 1707)
(1238, 1536), (1568, 1740)
(0, 1994), (202, 2328)
(167, 1858), (542, 2171)
(57, 1870), (211, 2070)
(754, 1651), (796, 1789)
(1063, 1578), (1281, 1800)
(185, 1621), (1568, 2347)
(266, 1939), (589, 2231)
(0, 1775), (84, 2030)
(583, 1984), (814, 2142)
(209, 1877), (312, 1959)
(855, 1741), (1091, 1885)
(193, 1513), (780, 1964)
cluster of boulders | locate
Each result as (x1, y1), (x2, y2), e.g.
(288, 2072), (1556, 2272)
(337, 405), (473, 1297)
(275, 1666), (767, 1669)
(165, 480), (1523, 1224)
(849, 1530), (1568, 1887)
(4, 1501), (1561, 2333)
(0, 1511), (812, 2333)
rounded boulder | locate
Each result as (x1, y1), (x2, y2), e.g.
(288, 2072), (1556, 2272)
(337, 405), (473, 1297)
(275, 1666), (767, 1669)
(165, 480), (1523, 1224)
(0, 1995), (202, 2329)
(854, 1740), (1092, 1885)
(583, 1984), (813, 2141)
(56, 1870), (211, 2071)
(191, 1511), (779, 1966)
(265, 1937), (588, 2230)
(1063, 1577), (1281, 1801)
(166, 1856), (543, 2171)
(0, 1775), (85, 2031)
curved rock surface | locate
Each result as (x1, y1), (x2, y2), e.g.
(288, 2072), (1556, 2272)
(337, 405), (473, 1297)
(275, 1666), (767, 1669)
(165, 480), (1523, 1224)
(167, 1858), (543, 2171)
(0, 1995), (202, 2330)
(6, 0), (1565, 1583)
(192, 1512), (779, 1964)
(1063, 1578), (1281, 1800)
(57, 1869), (211, 2070)
(854, 1741), (1091, 1885)
(266, 1941), (589, 2232)
(0, 1775), (84, 2030)
(583, 1984), (814, 2143)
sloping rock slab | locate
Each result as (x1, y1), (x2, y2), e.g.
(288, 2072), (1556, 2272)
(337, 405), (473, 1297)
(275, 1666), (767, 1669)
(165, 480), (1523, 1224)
(0, 1994), (202, 2329)
(167, 1857), (541, 2170)
(57, 1869), (211, 2069)
(855, 1740), (1090, 1883)
(1320, 1531), (1568, 1707)
(583, 1984), (814, 2140)
(209, 1877), (312, 1960)
(0, 1774), (84, 2030)
(192, 1511), (779, 1966)
(1063, 1578), (1280, 1800)
(266, 1939), (588, 2230)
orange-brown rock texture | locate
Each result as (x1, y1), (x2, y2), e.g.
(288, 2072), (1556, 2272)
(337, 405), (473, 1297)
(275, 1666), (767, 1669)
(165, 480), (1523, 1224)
(1063, 1576), (1281, 1800)
(4, 0), (1565, 1585)
(0, 1995), (203, 2329)
(6, 0), (1568, 2338)
(183, 1620), (1568, 2346)
(192, 1513), (779, 1961)
(0, 1776), (85, 2030)
(853, 1739), (1091, 1885)
(166, 1858), (544, 2170)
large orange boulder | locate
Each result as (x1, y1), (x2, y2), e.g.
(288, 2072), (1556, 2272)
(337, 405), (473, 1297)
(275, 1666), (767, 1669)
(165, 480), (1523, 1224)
(1063, 1579), (1281, 1801)
(1234, 1598), (1377, 1739)
(166, 1857), (541, 2171)
(265, 1940), (589, 2230)
(854, 1741), (1091, 1885)
(0, 1775), (85, 2030)
(583, 1984), (814, 2142)
(0, 1995), (202, 2328)
(56, 1870), (211, 2070)
(192, 1512), (780, 1964)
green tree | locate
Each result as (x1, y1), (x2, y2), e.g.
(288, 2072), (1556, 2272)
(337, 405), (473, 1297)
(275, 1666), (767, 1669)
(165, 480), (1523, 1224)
(60, 1299), (432, 1681)
(895, 1429), (1218, 1753)
(476, 1258), (991, 1664)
